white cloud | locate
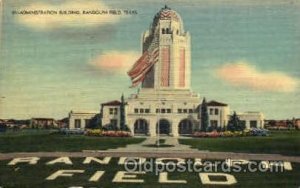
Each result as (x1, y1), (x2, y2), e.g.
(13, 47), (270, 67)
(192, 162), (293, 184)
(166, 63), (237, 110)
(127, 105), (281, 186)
(15, 1), (127, 30)
(89, 51), (139, 74)
(216, 61), (298, 92)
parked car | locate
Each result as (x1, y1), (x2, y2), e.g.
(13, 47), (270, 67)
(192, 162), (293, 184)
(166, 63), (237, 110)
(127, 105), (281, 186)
(250, 128), (269, 136)
(0, 123), (7, 133)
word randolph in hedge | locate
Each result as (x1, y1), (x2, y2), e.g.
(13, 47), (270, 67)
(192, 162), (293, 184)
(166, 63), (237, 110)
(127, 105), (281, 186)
(7, 157), (293, 186)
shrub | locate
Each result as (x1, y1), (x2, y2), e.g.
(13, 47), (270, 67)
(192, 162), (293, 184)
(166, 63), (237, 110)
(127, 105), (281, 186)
(223, 131), (234, 137)
(86, 129), (131, 137)
(86, 129), (102, 136)
(193, 128), (269, 138)
(102, 124), (119, 131)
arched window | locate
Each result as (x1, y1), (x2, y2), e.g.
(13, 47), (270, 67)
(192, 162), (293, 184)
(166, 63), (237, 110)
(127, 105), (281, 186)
(166, 28), (170, 34)
(134, 119), (148, 135)
(156, 119), (171, 135)
(176, 30), (179, 35)
(178, 119), (193, 135)
(162, 28), (165, 34)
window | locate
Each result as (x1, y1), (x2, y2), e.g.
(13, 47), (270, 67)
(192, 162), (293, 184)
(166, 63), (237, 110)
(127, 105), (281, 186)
(166, 28), (170, 34)
(183, 109), (187, 113)
(109, 108), (118, 115)
(109, 108), (114, 115)
(167, 109), (171, 113)
(178, 109), (182, 113)
(162, 28), (165, 34)
(145, 109), (150, 113)
(156, 109), (160, 113)
(188, 109), (193, 113)
(250, 120), (257, 128)
(85, 119), (90, 127)
(161, 109), (166, 113)
(74, 119), (81, 128)
(209, 108), (214, 115)
(140, 109), (144, 113)
(134, 108), (139, 113)
(215, 109), (219, 115)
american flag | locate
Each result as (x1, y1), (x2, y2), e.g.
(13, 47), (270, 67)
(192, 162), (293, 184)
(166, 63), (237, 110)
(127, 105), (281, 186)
(128, 47), (159, 87)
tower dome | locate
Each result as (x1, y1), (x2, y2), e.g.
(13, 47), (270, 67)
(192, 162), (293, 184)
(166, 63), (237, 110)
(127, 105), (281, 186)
(151, 5), (184, 32)
(155, 5), (181, 22)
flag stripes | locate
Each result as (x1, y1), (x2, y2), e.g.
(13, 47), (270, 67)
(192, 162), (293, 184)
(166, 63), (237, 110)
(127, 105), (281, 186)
(128, 47), (159, 87)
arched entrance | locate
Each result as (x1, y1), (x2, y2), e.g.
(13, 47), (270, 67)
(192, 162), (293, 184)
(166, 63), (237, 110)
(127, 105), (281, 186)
(134, 119), (148, 135)
(156, 119), (171, 135)
(178, 119), (193, 135)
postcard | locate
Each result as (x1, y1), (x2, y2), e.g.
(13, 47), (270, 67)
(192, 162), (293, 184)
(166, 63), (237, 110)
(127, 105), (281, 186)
(0, 0), (299, 187)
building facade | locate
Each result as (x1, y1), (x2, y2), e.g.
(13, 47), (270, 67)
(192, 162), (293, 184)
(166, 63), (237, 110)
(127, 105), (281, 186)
(68, 6), (265, 136)
(206, 101), (230, 129)
(101, 100), (122, 129)
(69, 111), (98, 129)
(31, 118), (57, 128)
(237, 112), (265, 129)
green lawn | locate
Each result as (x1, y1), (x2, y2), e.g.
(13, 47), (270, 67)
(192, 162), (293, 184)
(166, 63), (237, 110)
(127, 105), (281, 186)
(1, 130), (299, 155)
(0, 129), (145, 153)
(0, 157), (299, 188)
(179, 131), (300, 156)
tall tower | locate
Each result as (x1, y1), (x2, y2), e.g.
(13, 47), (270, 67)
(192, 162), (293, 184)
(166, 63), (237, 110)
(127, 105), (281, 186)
(0, 0), (3, 48)
(142, 6), (191, 90)
(125, 6), (200, 137)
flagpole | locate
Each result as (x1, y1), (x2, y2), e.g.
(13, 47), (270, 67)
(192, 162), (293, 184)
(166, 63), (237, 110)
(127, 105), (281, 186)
(156, 40), (160, 148)
(157, 47), (160, 148)
(154, 61), (160, 148)
(157, 87), (160, 147)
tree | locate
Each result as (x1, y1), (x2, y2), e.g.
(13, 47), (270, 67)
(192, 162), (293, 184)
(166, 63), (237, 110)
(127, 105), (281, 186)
(200, 98), (209, 132)
(120, 94), (129, 131)
(287, 119), (294, 129)
(86, 114), (101, 129)
(227, 111), (245, 131)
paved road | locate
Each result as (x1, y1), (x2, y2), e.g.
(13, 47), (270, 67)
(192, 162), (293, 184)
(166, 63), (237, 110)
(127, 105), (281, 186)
(1, 151), (300, 163)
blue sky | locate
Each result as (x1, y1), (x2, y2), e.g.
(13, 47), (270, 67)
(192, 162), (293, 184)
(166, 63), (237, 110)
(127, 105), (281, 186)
(0, 0), (299, 119)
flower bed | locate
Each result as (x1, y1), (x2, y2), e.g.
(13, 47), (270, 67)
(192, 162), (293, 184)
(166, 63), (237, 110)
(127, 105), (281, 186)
(193, 128), (269, 138)
(193, 131), (223, 138)
(102, 130), (131, 137)
(86, 129), (131, 137)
